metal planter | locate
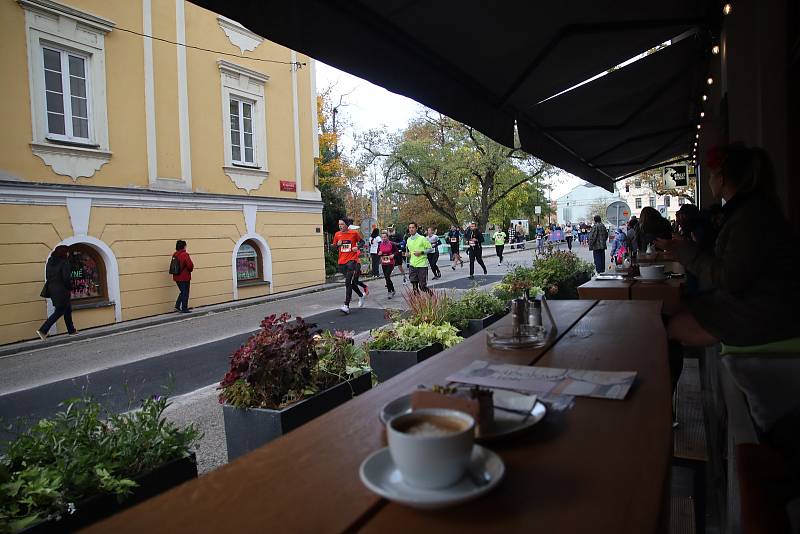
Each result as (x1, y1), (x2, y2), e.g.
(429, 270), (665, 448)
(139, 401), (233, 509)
(223, 372), (372, 461)
(369, 343), (443, 383)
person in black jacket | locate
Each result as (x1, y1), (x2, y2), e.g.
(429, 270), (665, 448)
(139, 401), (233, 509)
(36, 245), (78, 339)
(464, 222), (487, 279)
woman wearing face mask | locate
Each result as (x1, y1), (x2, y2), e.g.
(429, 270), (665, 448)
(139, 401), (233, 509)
(656, 144), (799, 392)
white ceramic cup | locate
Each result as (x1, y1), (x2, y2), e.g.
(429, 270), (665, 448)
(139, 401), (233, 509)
(387, 408), (475, 489)
(639, 264), (665, 279)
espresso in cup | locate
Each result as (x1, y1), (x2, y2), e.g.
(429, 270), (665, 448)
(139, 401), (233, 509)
(388, 409), (475, 489)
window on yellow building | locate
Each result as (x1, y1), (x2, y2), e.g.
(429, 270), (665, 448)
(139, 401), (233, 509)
(69, 245), (106, 302)
(236, 241), (262, 284)
(230, 98), (255, 165)
(43, 47), (90, 142)
(635, 197), (642, 209)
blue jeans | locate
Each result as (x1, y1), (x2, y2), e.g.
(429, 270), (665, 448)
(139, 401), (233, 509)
(175, 281), (190, 311)
(39, 302), (76, 334)
(592, 249), (606, 273)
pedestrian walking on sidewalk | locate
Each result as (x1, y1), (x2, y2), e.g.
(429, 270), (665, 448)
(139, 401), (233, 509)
(36, 245), (78, 340)
(493, 227), (506, 265)
(377, 230), (397, 299)
(406, 222), (433, 294)
(447, 225), (464, 269)
(464, 222), (487, 279)
(172, 240), (194, 313)
(333, 218), (365, 314)
(588, 215), (609, 273)
(426, 227), (442, 279)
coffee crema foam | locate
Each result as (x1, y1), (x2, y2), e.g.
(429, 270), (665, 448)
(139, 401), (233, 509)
(395, 415), (469, 437)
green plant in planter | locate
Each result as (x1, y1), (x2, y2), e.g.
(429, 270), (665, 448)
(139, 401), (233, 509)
(492, 266), (544, 301)
(0, 396), (199, 533)
(401, 288), (453, 326)
(368, 320), (462, 352)
(313, 330), (371, 391)
(218, 315), (369, 410)
(444, 288), (508, 330)
(494, 250), (593, 300)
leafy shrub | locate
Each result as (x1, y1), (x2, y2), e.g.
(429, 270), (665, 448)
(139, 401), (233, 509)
(402, 288), (453, 326)
(444, 288), (507, 330)
(494, 250), (593, 300)
(324, 248), (338, 276)
(218, 315), (369, 409)
(367, 321), (462, 352)
(0, 396), (199, 533)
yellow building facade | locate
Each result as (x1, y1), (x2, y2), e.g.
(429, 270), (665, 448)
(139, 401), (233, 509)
(0, 0), (325, 345)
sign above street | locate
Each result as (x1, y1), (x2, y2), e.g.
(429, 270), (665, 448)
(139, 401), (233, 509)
(534, 206), (542, 214)
(663, 165), (688, 188)
(606, 200), (631, 227)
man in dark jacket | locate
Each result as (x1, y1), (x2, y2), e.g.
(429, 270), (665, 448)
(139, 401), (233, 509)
(588, 215), (609, 273)
(37, 245), (77, 339)
(173, 240), (194, 313)
(464, 222), (487, 279)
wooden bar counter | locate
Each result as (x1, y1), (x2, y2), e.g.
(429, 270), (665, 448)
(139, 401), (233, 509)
(577, 277), (635, 300)
(87, 300), (671, 534)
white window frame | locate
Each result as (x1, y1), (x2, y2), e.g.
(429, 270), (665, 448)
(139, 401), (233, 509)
(218, 60), (270, 193)
(41, 44), (92, 144)
(229, 97), (256, 165)
(635, 197), (642, 209)
(20, 0), (113, 180)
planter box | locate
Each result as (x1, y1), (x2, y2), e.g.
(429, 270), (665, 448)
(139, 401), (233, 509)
(462, 311), (508, 338)
(25, 453), (197, 533)
(369, 343), (443, 383)
(223, 372), (372, 461)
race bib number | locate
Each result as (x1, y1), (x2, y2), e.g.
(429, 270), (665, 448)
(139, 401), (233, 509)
(470, 239), (477, 247)
(450, 237), (458, 243)
(381, 255), (392, 264)
(340, 242), (352, 253)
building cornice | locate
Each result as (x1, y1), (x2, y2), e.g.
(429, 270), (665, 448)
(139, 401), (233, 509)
(217, 60), (270, 84)
(18, 0), (115, 33)
(0, 181), (322, 214)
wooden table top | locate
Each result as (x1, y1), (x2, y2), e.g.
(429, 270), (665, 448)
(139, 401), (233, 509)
(88, 300), (671, 534)
(577, 277), (635, 300)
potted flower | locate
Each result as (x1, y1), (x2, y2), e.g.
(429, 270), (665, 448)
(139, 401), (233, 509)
(0, 396), (199, 533)
(494, 250), (593, 301)
(367, 320), (462, 382)
(219, 314), (371, 461)
(444, 288), (509, 338)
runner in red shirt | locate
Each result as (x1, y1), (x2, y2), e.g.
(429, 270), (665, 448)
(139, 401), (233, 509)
(332, 218), (366, 314)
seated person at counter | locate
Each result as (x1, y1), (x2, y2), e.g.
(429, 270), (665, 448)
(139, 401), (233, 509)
(638, 206), (672, 252)
(656, 143), (799, 350)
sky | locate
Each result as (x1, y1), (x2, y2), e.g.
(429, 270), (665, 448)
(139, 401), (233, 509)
(315, 61), (586, 200)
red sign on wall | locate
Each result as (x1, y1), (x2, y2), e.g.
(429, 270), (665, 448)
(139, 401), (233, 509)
(280, 180), (297, 192)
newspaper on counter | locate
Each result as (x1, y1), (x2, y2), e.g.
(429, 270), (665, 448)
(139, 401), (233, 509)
(446, 360), (637, 401)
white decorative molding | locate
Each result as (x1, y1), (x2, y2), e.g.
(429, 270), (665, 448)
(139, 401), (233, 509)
(142, 0), (157, 185)
(217, 60), (270, 86)
(223, 166), (269, 193)
(231, 233), (272, 300)
(291, 50), (303, 196)
(217, 15), (263, 54)
(310, 58), (320, 159)
(17, 0), (115, 33)
(44, 235), (122, 333)
(65, 196), (91, 236)
(0, 183), (323, 213)
(243, 203), (257, 234)
(297, 190), (322, 201)
(30, 143), (111, 180)
(176, 0), (192, 187)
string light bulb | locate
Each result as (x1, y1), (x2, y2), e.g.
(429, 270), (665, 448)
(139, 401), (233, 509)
(700, 111), (705, 118)
(702, 94), (708, 101)
(723, 3), (732, 15)
(712, 45), (720, 55)
(697, 124), (702, 130)
(696, 133), (700, 139)
(707, 77), (714, 85)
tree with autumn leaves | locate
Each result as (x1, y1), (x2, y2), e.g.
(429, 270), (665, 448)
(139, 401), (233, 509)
(360, 112), (555, 232)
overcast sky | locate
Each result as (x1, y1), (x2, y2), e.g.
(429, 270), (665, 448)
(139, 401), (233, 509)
(315, 61), (585, 200)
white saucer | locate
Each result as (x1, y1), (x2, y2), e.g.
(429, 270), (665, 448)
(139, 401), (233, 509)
(359, 445), (504, 509)
(634, 275), (669, 283)
(380, 390), (546, 442)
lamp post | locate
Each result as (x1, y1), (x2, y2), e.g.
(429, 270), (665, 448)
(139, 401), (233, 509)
(354, 179), (364, 228)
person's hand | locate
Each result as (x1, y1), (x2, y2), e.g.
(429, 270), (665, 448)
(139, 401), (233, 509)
(654, 237), (684, 254)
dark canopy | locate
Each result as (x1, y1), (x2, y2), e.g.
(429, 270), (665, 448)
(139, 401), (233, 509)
(190, 0), (717, 190)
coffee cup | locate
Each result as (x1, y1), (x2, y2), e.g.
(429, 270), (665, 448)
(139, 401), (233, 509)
(639, 264), (665, 279)
(387, 408), (475, 489)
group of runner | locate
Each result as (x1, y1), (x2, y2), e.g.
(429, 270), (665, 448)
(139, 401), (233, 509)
(331, 218), (496, 314)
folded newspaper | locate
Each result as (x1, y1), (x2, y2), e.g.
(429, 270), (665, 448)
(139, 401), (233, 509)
(446, 360), (637, 400)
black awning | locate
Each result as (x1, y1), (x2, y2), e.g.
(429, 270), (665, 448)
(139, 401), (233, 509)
(189, 0), (715, 190)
